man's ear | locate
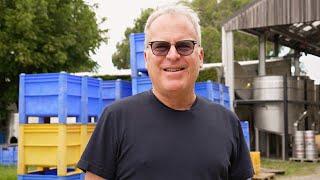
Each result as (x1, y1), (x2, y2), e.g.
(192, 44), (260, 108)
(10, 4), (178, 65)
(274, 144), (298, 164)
(198, 47), (204, 68)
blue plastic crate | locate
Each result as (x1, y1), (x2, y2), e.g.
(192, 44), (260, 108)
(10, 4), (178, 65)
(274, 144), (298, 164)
(83, 77), (103, 122)
(102, 79), (132, 107)
(240, 121), (250, 150)
(219, 84), (230, 109)
(132, 76), (152, 95)
(18, 168), (84, 180)
(221, 85), (230, 100)
(19, 72), (103, 124)
(130, 33), (146, 77)
(195, 81), (220, 102)
(0, 145), (17, 165)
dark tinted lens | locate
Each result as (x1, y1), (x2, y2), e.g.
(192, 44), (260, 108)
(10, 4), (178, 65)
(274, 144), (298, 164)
(175, 40), (195, 56)
(151, 41), (170, 56)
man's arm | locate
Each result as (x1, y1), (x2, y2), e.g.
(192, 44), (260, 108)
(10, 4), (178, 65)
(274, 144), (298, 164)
(85, 171), (107, 180)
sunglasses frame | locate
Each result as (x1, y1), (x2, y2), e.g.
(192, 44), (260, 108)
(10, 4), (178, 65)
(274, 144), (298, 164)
(148, 40), (198, 56)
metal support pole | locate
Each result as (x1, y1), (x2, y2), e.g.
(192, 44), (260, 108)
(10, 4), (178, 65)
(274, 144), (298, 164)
(274, 35), (279, 57)
(266, 133), (270, 158)
(294, 51), (300, 76)
(255, 127), (259, 151)
(281, 134), (286, 160)
(259, 34), (266, 76)
(283, 75), (289, 160)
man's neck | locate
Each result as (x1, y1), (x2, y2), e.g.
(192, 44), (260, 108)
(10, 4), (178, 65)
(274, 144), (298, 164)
(152, 88), (196, 111)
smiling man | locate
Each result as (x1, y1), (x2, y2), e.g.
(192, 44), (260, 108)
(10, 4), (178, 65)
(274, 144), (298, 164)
(77, 5), (253, 180)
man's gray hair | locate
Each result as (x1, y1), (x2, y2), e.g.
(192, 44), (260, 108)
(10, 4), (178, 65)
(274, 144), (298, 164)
(144, 4), (201, 48)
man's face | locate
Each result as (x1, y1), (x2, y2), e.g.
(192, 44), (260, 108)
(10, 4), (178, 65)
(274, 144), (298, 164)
(144, 13), (204, 95)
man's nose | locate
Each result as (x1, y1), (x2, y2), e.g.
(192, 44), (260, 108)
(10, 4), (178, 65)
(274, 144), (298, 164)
(166, 45), (180, 60)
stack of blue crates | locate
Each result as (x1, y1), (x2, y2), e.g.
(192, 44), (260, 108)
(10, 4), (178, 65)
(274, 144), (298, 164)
(18, 72), (134, 179)
(130, 33), (147, 78)
(129, 32), (231, 109)
(18, 72), (105, 179)
(130, 33), (151, 95)
(0, 145), (17, 165)
(195, 81), (221, 104)
(19, 72), (103, 123)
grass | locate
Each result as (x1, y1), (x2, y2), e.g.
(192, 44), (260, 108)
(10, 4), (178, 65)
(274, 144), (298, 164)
(0, 165), (17, 180)
(261, 158), (320, 177)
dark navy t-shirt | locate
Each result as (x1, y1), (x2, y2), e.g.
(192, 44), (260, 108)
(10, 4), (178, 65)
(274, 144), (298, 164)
(77, 91), (253, 180)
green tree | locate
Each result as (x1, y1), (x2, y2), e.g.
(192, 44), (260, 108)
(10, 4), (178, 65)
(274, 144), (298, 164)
(112, 8), (153, 69)
(0, 0), (107, 125)
(189, 0), (257, 63)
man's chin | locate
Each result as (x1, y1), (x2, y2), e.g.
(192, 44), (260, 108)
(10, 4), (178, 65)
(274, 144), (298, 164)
(162, 83), (187, 93)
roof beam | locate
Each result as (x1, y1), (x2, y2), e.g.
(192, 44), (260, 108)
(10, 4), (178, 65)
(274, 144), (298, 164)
(270, 26), (320, 51)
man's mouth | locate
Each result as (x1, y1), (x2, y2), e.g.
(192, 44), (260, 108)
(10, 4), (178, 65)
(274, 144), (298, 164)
(163, 67), (186, 72)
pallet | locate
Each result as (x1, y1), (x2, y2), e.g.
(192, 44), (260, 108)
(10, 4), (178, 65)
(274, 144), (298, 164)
(253, 172), (275, 180)
(289, 157), (320, 163)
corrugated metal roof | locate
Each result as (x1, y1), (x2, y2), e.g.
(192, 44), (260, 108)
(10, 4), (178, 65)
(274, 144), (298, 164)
(223, 0), (320, 31)
(222, 0), (320, 57)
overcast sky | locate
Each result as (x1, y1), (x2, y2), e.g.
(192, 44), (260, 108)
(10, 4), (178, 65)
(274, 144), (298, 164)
(85, 0), (320, 84)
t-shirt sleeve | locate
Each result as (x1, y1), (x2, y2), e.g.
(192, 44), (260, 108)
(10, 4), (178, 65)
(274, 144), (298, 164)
(229, 115), (254, 180)
(77, 108), (119, 179)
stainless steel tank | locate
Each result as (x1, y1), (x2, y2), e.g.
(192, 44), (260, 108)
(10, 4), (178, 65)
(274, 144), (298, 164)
(253, 76), (302, 101)
(293, 131), (305, 159)
(304, 130), (318, 159)
(253, 76), (305, 134)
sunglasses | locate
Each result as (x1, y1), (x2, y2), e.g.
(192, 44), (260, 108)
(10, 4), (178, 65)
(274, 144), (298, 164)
(148, 40), (198, 56)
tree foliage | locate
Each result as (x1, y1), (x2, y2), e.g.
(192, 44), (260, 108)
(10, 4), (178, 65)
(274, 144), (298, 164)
(0, 0), (107, 125)
(189, 0), (258, 62)
(112, 0), (259, 69)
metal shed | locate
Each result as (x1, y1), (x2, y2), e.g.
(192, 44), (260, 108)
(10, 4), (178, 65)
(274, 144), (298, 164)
(222, 0), (320, 160)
